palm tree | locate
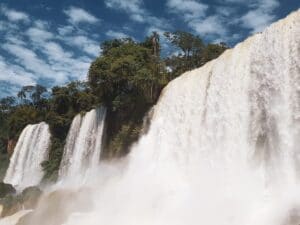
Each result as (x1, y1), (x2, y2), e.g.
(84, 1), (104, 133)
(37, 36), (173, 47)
(151, 31), (160, 57)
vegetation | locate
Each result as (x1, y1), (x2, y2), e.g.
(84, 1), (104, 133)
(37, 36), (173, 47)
(0, 31), (227, 182)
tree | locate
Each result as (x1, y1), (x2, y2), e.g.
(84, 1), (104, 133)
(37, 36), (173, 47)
(101, 38), (134, 56)
(0, 97), (16, 111)
(151, 32), (160, 57)
(88, 38), (168, 157)
(201, 43), (228, 63)
(164, 31), (204, 59)
(164, 31), (205, 75)
(8, 105), (39, 138)
(17, 84), (48, 108)
(142, 32), (160, 57)
(164, 31), (228, 78)
(50, 81), (95, 115)
(0, 31), (229, 180)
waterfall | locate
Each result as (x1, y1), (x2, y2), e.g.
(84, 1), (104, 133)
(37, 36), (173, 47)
(61, 10), (300, 225)
(4, 122), (50, 189)
(4, 10), (300, 225)
(58, 107), (106, 180)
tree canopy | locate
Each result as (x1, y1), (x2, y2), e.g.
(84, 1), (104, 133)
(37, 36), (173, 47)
(0, 30), (228, 182)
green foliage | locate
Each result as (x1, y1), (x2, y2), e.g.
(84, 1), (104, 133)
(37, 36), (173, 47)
(107, 123), (142, 157)
(89, 36), (169, 157)
(164, 31), (228, 78)
(41, 137), (65, 182)
(51, 81), (96, 115)
(41, 81), (96, 182)
(164, 31), (204, 58)
(0, 153), (9, 181)
(8, 105), (39, 138)
(202, 43), (228, 62)
(0, 29), (228, 181)
(0, 97), (16, 110)
(89, 39), (164, 105)
(17, 84), (48, 109)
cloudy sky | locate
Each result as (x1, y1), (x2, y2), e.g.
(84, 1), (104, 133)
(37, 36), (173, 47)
(0, 0), (299, 98)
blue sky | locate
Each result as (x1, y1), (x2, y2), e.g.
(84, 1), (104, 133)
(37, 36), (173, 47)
(0, 0), (299, 98)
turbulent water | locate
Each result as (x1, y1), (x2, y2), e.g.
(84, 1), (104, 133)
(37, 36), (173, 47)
(61, 10), (300, 225)
(2, 9), (300, 225)
(58, 107), (106, 180)
(4, 122), (50, 190)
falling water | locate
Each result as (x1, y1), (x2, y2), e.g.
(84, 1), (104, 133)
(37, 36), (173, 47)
(2, 10), (300, 225)
(58, 107), (106, 180)
(4, 122), (50, 189)
(60, 10), (300, 225)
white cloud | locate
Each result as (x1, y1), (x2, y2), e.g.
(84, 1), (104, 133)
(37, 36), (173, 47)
(42, 42), (74, 62)
(69, 35), (99, 57)
(57, 25), (74, 36)
(215, 6), (237, 17)
(166, 0), (208, 21)
(0, 20), (19, 32)
(239, 0), (280, 32)
(0, 5), (30, 23)
(220, 0), (252, 3)
(33, 20), (50, 29)
(63, 6), (100, 25)
(0, 6), (101, 97)
(0, 56), (35, 87)
(189, 16), (227, 36)
(165, 0), (228, 39)
(164, 0), (280, 42)
(2, 43), (67, 84)
(106, 30), (129, 39)
(217, 0), (280, 33)
(240, 10), (275, 32)
(26, 27), (54, 43)
(105, 0), (145, 22)
(105, 0), (170, 34)
(4, 34), (26, 46)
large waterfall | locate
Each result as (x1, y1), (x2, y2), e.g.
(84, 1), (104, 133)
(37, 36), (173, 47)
(2, 10), (300, 225)
(58, 107), (106, 180)
(61, 10), (300, 225)
(4, 122), (50, 189)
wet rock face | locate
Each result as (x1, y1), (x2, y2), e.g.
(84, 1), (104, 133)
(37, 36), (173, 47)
(0, 182), (16, 198)
(0, 186), (42, 218)
(0, 194), (20, 218)
(20, 186), (42, 210)
(7, 139), (16, 156)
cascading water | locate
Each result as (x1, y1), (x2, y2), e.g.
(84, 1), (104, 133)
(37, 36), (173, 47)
(58, 107), (106, 180)
(4, 122), (50, 190)
(2, 10), (300, 225)
(61, 10), (300, 225)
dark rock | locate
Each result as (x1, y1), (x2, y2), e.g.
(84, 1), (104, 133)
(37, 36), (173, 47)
(0, 194), (22, 217)
(0, 182), (16, 198)
(20, 186), (42, 209)
(7, 139), (17, 156)
(0, 186), (42, 218)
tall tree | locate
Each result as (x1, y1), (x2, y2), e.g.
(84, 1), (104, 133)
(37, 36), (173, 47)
(17, 84), (48, 107)
(0, 97), (16, 111)
(164, 31), (204, 59)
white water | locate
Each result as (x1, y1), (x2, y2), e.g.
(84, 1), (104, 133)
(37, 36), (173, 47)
(58, 107), (106, 181)
(0, 210), (31, 225)
(2, 10), (300, 225)
(4, 122), (50, 190)
(61, 10), (300, 225)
